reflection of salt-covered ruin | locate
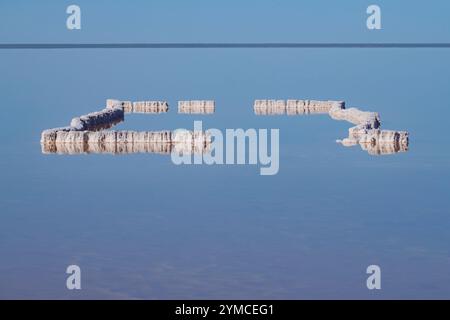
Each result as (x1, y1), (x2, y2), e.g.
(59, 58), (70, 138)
(41, 99), (212, 155)
(254, 99), (409, 155)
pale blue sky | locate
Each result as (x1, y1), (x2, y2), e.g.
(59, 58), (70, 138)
(0, 0), (449, 43)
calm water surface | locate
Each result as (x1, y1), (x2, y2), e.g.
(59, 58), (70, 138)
(0, 49), (449, 299)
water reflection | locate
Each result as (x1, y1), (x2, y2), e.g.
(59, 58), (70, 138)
(337, 133), (409, 155)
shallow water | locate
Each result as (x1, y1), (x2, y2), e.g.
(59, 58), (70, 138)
(1, 48), (450, 299)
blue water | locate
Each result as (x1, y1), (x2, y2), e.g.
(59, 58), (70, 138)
(1, 1), (450, 299)
(0, 48), (449, 299)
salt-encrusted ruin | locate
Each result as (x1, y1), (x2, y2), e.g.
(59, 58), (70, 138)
(41, 97), (409, 157)
(254, 99), (409, 155)
(106, 99), (133, 113)
(41, 104), (125, 144)
(254, 99), (344, 115)
(69, 105), (125, 131)
(41, 130), (211, 155)
(106, 99), (215, 114)
(106, 99), (169, 114)
(178, 100), (215, 114)
(41, 100), (211, 155)
(328, 103), (409, 155)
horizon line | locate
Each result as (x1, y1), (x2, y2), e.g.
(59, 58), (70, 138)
(1, 42), (450, 49)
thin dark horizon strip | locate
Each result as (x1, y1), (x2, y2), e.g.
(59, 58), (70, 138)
(1, 43), (450, 49)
